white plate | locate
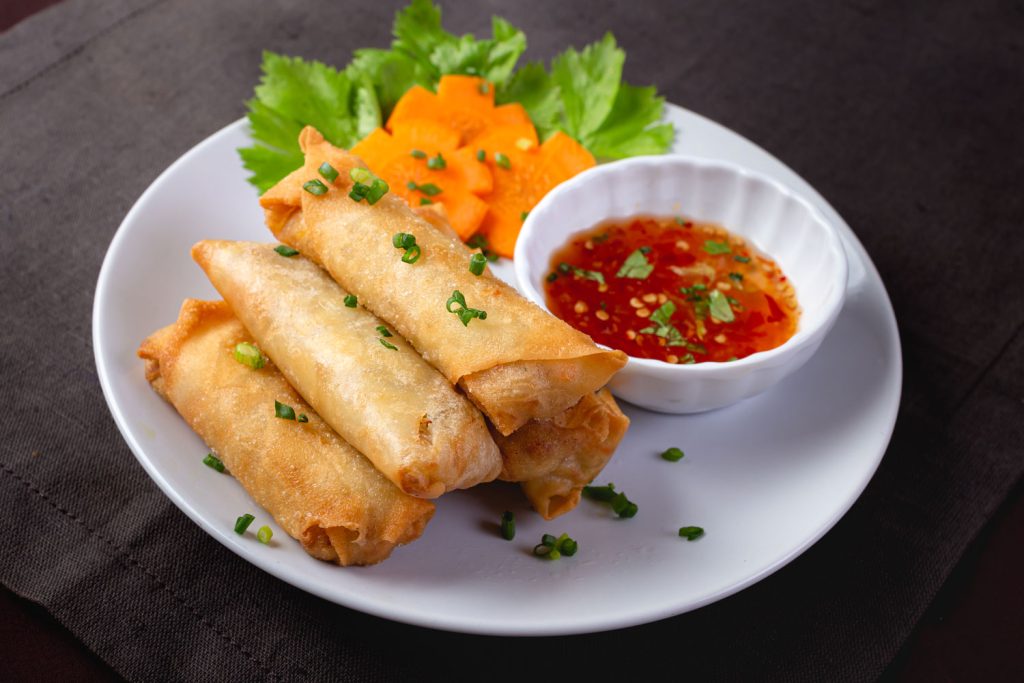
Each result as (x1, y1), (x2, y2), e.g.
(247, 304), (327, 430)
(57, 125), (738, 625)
(93, 105), (901, 636)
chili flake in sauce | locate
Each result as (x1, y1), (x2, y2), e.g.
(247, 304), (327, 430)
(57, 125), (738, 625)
(544, 216), (799, 363)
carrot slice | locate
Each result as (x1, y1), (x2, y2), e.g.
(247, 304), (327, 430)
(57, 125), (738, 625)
(388, 75), (534, 148)
(352, 119), (493, 239)
(475, 130), (596, 258)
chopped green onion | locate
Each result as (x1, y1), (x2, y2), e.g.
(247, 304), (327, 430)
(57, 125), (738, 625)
(681, 353), (696, 364)
(273, 245), (299, 257)
(376, 325), (393, 337)
(410, 149), (427, 159)
(734, 255), (751, 263)
(703, 240), (731, 255)
(420, 198), (433, 205)
(678, 526), (705, 541)
(427, 153), (446, 170)
(469, 253), (487, 276)
(533, 532), (577, 559)
(343, 294), (358, 308)
(256, 525), (273, 544)
(546, 272), (558, 283)
(407, 181), (443, 196)
(728, 272), (744, 282)
(202, 453), (225, 473)
(446, 290), (488, 326)
(393, 232), (415, 249)
(500, 511), (515, 540)
(582, 482), (638, 518)
(520, 211), (529, 221)
(401, 244), (421, 263)
(674, 216), (686, 226)
(708, 289), (735, 323)
(379, 338), (398, 351)
(661, 447), (685, 462)
(476, 149), (486, 162)
(495, 152), (511, 169)
(234, 514), (255, 534)
(303, 179), (328, 196)
(297, 413), (309, 423)
(349, 168), (389, 204)
(274, 400), (296, 420)
(233, 342), (266, 369)
(318, 162), (339, 183)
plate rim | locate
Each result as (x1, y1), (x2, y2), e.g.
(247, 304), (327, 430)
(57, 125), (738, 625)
(92, 104), (902, 635)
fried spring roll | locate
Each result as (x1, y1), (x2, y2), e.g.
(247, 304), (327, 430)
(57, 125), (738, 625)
(138, 300), (434, 565)
(192, 241), (502, 498)
(260, 127), (627, 436)
(493, 390), (630, 519)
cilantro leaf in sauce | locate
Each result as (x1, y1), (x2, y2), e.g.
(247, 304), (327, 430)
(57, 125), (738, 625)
(616, 248), (654, 279)
(708, 289), (735, 323)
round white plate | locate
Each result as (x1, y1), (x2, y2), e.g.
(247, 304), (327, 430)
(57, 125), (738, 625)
(93, 105), (901, 636)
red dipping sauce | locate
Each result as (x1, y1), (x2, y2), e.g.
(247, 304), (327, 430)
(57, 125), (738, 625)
(544, 216), (799, 364)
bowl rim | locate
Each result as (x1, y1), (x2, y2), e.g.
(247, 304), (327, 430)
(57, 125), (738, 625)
(513, 153), (849, 375)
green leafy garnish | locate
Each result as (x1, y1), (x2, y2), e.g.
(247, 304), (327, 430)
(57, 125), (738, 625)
(273, 245), (299, 257)
(734, 255), (752, 264)
(499, 511), (515, 541)
(533, 532), (578, 559)
(582, 482), (638, 518)
(233, 342), (266, 369)
(234, 514), (255, 535)
(638, 301), (688, 347)
(661, 447), (685, 462)
(239, 2), (674, 192)
(406, 180), (443, 196)
(557, 262), (605, 285)
(379, 338), (398, 350)
(446, 290), (487, 326)
(344, 294), (358, 308)
(678, 526), (704, 541)
(240, 52), (380, 192)
(728, 272), (743, 282)
(203, 453), (226, 473)
(426, 152), (446, 170)
(703, 240), (731, 255)
(257, 525), (274, 544)
(708, 289), (735, 323)
(274, 400), (297, 420)
(616, 248), (654, 279)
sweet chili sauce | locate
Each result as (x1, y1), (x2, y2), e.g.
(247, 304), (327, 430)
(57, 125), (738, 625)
(544, 216), (799, 364)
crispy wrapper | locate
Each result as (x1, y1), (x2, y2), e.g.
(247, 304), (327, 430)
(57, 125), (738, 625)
(192, 240), (502, 498)
(493, 389), (630, 519)
(138, 300), (434, 565)
(259, 127), (627, 435)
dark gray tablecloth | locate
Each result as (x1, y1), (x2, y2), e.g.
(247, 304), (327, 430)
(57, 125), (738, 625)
(2, 1), (1021, 680)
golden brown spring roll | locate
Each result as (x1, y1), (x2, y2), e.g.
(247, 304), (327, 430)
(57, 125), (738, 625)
(138, 300), (434, 565)
(260, 127), (627, 436)
(192, 240), (502, 498)
(493, 390), (630, 519)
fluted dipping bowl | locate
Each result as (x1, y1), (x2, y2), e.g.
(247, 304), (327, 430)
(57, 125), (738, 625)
(514, 155), (848, 413)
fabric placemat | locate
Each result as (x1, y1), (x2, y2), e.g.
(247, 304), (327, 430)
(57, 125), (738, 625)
(1, 0), (1021, 680)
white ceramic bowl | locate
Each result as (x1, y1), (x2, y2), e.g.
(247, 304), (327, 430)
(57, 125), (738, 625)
(514, 155), (848, 413)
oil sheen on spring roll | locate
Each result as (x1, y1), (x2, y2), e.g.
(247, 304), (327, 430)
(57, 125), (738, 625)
(192, 240), (502, 498)
(259, 127), (627, 436)
(138, 300), (434, 565)
(492, 390), (630, 520)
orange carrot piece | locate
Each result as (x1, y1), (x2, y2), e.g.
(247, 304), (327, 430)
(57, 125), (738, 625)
(388, 76), (534, 148)
(476, 130), (596, 258)
(351, 120), (494, 239)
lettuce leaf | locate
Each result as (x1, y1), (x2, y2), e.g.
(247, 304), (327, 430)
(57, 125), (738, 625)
(240, 52), (380, 192)
(239, 1), (674, 192)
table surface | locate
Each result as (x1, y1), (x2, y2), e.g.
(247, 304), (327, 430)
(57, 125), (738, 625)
(1, 1), (1021, 681)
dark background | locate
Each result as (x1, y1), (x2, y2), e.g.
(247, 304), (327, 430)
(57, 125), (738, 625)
(1, 1), (1021, 681)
